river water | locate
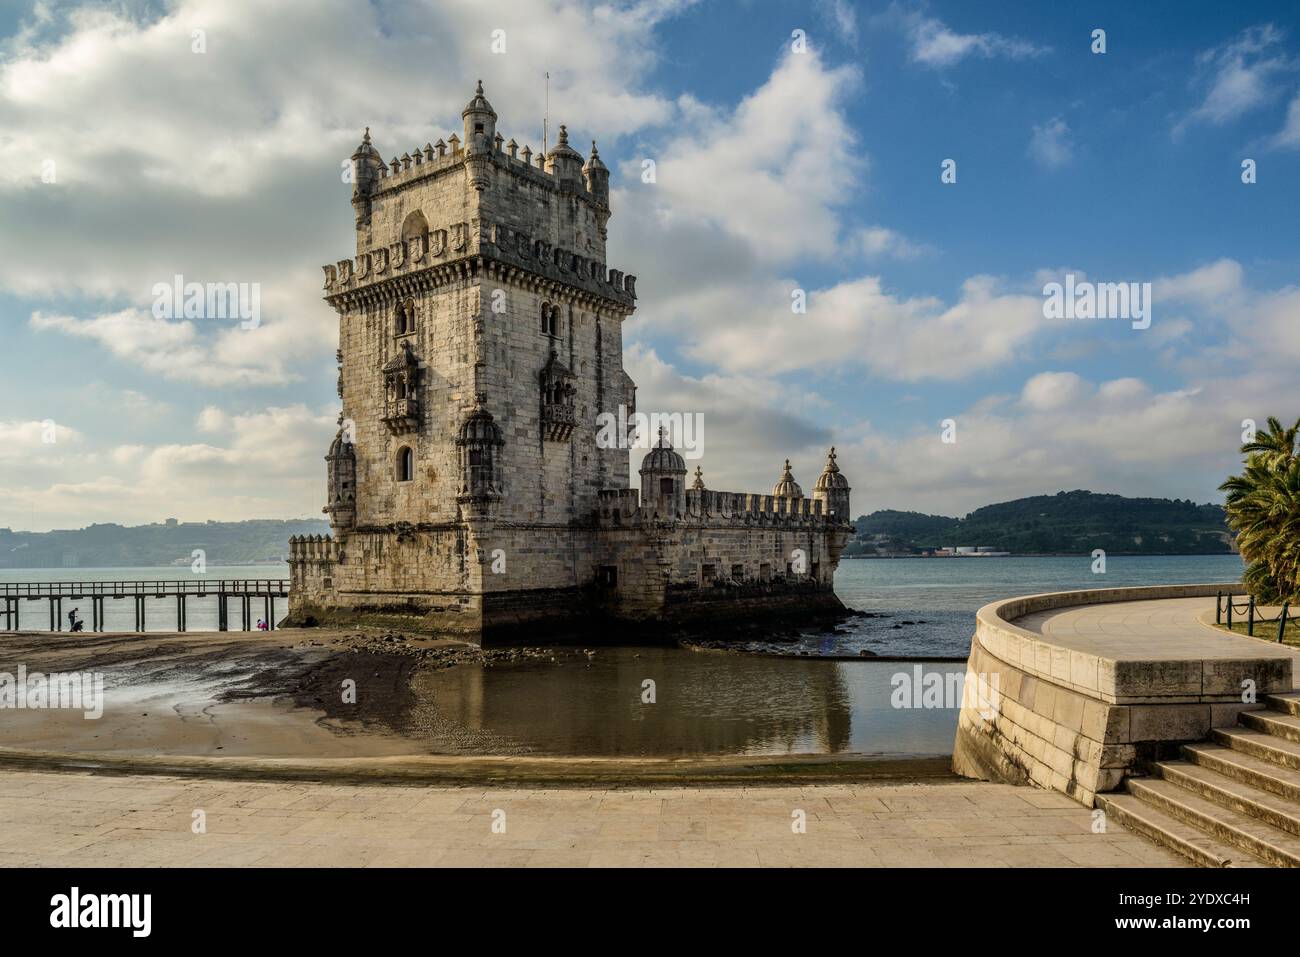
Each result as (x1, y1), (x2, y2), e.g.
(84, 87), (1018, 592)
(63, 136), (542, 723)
(0, 555), (1243, 758)
(0, 554), (1243, 656)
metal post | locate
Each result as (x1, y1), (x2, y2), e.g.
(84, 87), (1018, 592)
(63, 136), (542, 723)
(1279, 603), (1290, 644)
(1248, 595), (1255, 637)
(1227, 597), (1233, 628)
(265, 594), (272, 631)
(1216, 591), (1222, 624)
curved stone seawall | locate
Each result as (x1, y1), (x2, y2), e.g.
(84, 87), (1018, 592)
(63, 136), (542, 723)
(952, 583), (1293, 806)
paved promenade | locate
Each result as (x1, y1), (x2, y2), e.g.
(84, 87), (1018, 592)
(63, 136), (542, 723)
(1016, 596), (1300, 680)
(0, 768), (1185, 867)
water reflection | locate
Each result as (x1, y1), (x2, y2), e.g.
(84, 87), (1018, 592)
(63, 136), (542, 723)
(404, 649), (964, 758)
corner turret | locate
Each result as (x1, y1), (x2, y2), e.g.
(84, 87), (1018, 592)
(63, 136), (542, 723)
(583, 139), (610, 208)
(545, 124), (584, 190)
(639, 427), (687, 517)
(812, 447), (851, 524)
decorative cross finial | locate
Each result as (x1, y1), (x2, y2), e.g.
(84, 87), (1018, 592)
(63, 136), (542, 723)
(476, 79), (484, 95)
(362, 127), (371, 145)
(658, 424), (669, 447)
(558, 124), (569, 145)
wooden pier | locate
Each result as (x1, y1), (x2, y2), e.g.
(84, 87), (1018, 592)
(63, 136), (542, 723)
(0, 580), (289, 633)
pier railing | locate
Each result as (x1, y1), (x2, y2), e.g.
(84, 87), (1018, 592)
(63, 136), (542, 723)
(0, 579), (289, 633)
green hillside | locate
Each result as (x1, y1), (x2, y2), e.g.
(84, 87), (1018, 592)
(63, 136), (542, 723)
(851, 490), (1233, 556)
(0, 519), (331, 569)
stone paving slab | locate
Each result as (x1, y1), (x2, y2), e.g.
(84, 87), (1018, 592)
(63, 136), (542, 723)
(1017, 597), (1300, 664)
(0, 769), (1188, 867)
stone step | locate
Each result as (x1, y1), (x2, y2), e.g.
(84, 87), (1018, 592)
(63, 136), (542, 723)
(1155, 759), (1300, 837)
(1095, 792), (1260, 867)
(1241, 709), (1300, 744)
(1213, 726), (1300, 772)
(1125, 777), (1295, 867)
(1265, 692), (1300, 718)
(1185, 742), (1300, 804)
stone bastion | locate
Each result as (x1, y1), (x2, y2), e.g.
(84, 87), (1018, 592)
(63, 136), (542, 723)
(952, 582), (1300, 806)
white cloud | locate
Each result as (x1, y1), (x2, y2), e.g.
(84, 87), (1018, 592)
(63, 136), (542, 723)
(0, 0), (687, 386)
(1176, 24), (1294, 135)
(0, 403), (336, 529)
(1028, 116), (1072, 169)
(899, 10), (1049, 68)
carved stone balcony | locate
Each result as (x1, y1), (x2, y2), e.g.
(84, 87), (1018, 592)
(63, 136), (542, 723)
(383, 397), (420, 434)
(542, 402), (577, 442)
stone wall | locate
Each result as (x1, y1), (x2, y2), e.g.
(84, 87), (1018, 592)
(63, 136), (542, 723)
(952, 583), (1288, 806)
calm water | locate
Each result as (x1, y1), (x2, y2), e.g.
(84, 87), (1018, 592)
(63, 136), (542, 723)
(0, 555), (1243, 655)
(0, 564), (288, 633)
(798, 553), (1246, 658)
(0, 555), (1244, 758)
(412, 650), (967, 757)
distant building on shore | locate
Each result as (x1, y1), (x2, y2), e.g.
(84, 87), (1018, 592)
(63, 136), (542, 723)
(287, 83), (853, 644)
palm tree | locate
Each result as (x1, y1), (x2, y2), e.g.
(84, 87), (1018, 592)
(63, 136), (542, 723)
(1220, 417), (1300, 603)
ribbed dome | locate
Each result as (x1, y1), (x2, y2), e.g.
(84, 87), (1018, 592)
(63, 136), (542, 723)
(582, 140), (608, 173)
(351, 127), (376, 159)
(814, 447), (850, 490)
(772, 459), (803, 498)
(461, 80), (496, 119)
(456, 396), (503, 446)
(640, 427), (686, 474)
(547, 124), (582, 160)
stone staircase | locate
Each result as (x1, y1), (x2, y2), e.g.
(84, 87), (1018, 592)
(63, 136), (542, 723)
(1097, 692), (1300, 867)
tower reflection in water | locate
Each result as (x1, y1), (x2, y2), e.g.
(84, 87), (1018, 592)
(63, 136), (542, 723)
(397, 649), (964, 758)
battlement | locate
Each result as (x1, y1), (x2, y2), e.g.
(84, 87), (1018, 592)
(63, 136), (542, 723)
(597, 488), (827, 526)
(368, 132), (604, 203)
(288, 534), (339, 565)
(321, 219), (636, 309)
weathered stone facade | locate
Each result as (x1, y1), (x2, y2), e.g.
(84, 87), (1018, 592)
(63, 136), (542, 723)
(286, 83), (853, 643)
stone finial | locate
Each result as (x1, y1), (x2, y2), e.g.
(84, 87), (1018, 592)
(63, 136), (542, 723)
(435, 138), (446, 157)
(390, 156), (401, 174)
(423, 142), (434, 162)
(507, 138), (518, 159)
(521, 145), (532, 165)
(494, 131), (504, 152)
(535, 151), (545, 169)
(657, 425), (670, 448)
(448, 133), (461, 152)
(402, 151), (413, 169)
(691, 466), (705, 491)
(558, 124), (569, 146)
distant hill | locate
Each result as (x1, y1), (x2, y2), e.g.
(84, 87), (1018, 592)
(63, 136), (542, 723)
(0, 519), (331, 569)
(850, 490), (1233, 556)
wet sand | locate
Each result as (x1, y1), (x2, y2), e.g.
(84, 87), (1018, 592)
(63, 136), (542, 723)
(0, 630), (963, 782)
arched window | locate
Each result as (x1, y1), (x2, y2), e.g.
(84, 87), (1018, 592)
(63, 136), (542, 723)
(396, 447), (414, 482)
(540, 302), (558, 337)
(395, 299), (415, 336)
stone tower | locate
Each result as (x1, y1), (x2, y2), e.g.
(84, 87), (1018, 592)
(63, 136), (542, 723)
(329, 81), (637, 533)
(289, 81), (851, 644)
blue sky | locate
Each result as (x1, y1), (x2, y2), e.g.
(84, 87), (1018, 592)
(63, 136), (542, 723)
(1, 0), (1298, 530)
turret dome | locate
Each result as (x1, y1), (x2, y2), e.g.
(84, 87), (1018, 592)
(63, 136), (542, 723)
(814, 447), (850, 490)
(461, 80), (497, 120)
(772, 459), (803, 498)
(639, 427), (686, 474)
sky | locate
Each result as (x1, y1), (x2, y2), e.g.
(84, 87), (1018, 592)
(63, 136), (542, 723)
(1, 0), (1298, 531)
